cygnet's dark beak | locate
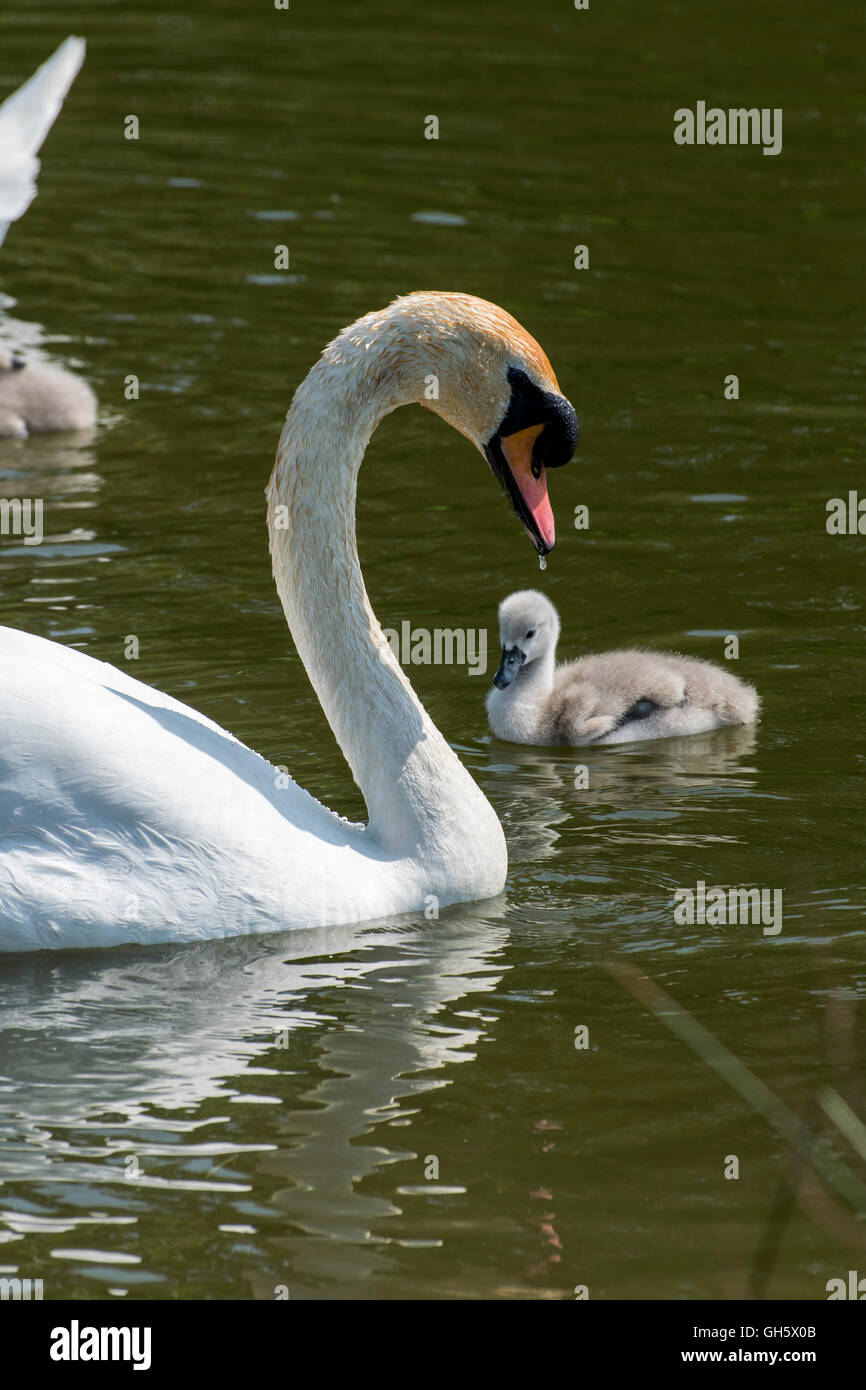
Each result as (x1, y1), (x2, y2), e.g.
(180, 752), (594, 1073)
(493, 644), (525, 690)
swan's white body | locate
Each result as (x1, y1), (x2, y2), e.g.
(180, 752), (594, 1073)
(0, 293), (575, 951)
(0, 37), (85, 248)
(0, 625), (493, 950)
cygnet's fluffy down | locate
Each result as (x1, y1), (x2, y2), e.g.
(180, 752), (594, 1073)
(0, 346), (96, 438)
(486, 590), (759, 746)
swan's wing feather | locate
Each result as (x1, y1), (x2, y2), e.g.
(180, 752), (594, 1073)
(0, 626), (349, 839)
(0, 627), (401, 949)
(0, 37), (85, 243)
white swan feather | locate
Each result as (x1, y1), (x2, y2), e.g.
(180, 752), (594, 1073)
(0, 37), (85, 248)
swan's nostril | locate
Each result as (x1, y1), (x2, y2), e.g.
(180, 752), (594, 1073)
(492, 645), (525, 690)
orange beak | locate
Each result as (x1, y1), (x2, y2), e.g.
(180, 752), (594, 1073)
(499, 424), (556, 551)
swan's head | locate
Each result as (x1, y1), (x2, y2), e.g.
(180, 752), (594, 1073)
(493, 589), (561, 688)
(390, 293), (578, 556)
(286, 292), (577, 555)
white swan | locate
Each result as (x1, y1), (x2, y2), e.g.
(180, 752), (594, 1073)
(0, 342), (96, 437)
(487, 590), (759, 745)
(0, 292), (578, 951)
(0, 37), (85, 248)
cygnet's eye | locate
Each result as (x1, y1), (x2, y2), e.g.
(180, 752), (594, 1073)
(625, 698), (658, 721)
(525, 629), (536, 640)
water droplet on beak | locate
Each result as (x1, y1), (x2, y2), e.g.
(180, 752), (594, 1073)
(538, 555), (547, 572)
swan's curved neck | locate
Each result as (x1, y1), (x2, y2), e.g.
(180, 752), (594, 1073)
(267, 321), (504, 879)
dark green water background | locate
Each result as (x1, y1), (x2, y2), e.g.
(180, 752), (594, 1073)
(0, 0), (863, 1299)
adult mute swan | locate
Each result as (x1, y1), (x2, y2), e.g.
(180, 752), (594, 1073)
(0, 293), (578, 951)
(0, 37), (86, 248)
(487, 590), (758, 745)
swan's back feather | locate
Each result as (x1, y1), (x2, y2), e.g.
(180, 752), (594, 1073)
(0, 627), (426, 950)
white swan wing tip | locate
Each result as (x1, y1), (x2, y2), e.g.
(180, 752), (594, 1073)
(0, 37), (87, 230)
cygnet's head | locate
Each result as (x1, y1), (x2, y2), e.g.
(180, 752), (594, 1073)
(493, 589), (561, 689)
(0, 347), (26, 373)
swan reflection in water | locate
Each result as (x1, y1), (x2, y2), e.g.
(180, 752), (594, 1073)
(0, 724), (762, 1294)
(0, 908), (510, 1294)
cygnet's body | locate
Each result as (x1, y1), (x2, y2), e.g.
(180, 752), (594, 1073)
(486, 590), (759, 746)
(0, 346), (96, 438)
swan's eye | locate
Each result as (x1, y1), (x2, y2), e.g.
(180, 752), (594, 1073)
(625, 698), (658, 721)
(525, 629), (536, 640)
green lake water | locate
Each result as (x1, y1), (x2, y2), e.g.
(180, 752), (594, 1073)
(0, 0), (863, 1299)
